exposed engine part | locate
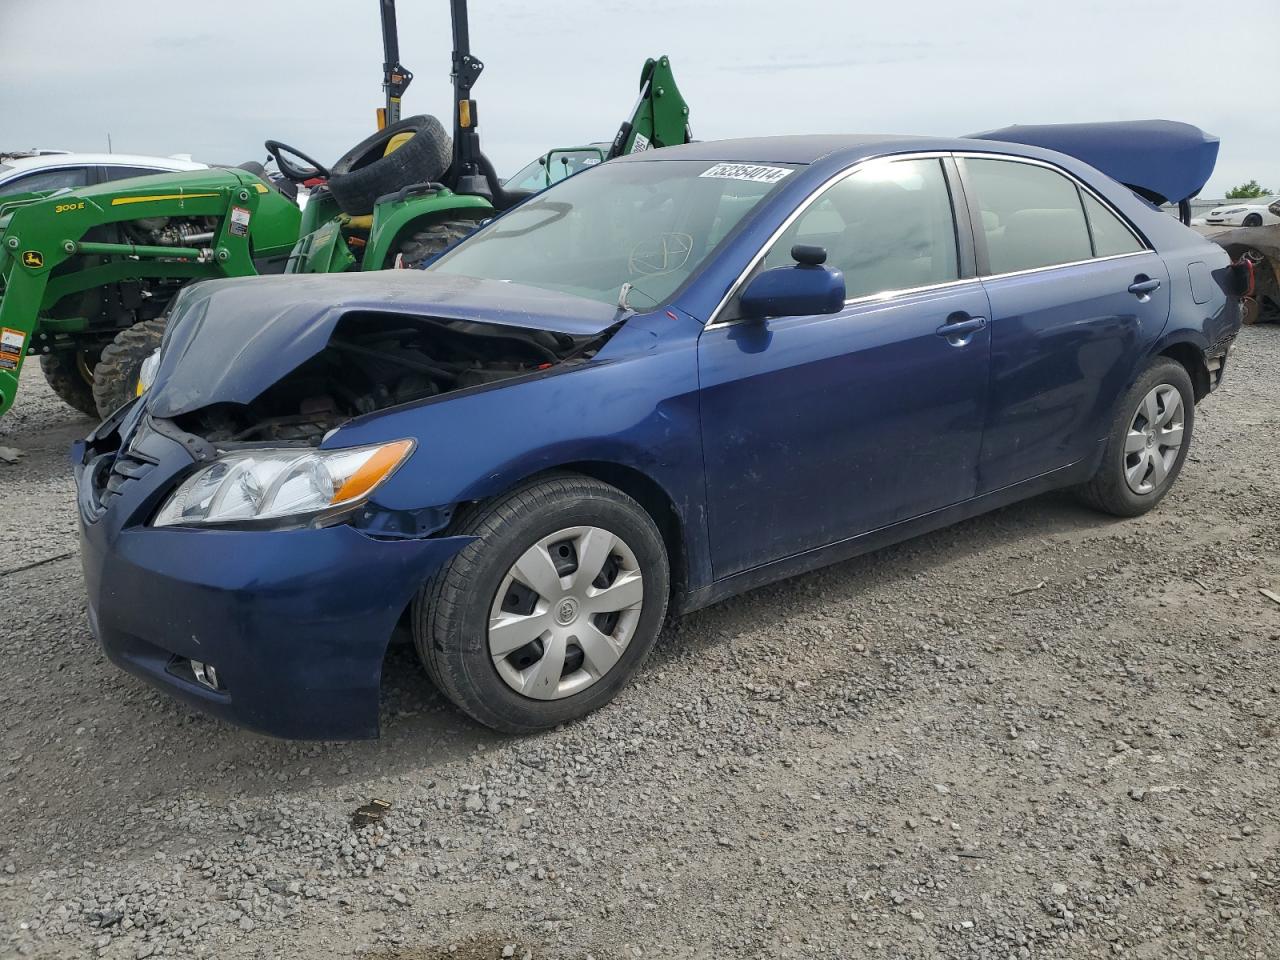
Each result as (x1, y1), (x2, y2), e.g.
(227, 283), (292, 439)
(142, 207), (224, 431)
(125, 217), (218, 248)
(176, 311), (607, 444)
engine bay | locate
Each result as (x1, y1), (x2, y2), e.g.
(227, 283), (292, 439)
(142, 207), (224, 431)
(174, 310), (603, 444)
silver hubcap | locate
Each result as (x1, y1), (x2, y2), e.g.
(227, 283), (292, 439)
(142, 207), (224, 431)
(1124, 384), (1185, 495)
(488, 526), (644, 700)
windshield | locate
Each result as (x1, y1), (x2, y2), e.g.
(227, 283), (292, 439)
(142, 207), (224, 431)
(432, 159), (799, 307)
(507, 149), (605, 192)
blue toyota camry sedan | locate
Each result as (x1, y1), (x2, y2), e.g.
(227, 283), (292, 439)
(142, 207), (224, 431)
(75, 125), (1244, 737)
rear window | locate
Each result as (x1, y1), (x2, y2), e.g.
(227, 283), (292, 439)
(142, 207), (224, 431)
(101, 165), (166, 181)
(965, 158), (1093, 274)
(1081, 191), (1144, 257)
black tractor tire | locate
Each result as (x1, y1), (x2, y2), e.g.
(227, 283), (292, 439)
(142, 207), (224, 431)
(1242, 213), (1264, 228)
(396, 218), (482, 268)
(92, 319), (167, 418)
(1075, 357), (1195, 518)
(412, 474), (670, 733)
(327, 115), (452, 216)
(39, 351), (99, 419)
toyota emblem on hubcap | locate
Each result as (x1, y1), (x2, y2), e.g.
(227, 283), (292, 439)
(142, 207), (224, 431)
(556, 597), (580, 625)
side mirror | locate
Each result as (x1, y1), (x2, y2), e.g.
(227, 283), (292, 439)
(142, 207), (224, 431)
(738, 245), (846, 321)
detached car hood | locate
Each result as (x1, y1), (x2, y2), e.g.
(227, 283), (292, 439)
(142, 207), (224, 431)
(147, 271), (620, 418)
(968, 120), (1219, 206)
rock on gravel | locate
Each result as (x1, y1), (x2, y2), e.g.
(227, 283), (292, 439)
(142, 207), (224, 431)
(2, 329), (1279, 959)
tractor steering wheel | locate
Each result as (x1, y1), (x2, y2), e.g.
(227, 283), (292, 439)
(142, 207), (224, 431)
(264, 140), (331, 183)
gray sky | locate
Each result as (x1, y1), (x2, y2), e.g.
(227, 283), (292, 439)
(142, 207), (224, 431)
(1, 0), (1275, 197)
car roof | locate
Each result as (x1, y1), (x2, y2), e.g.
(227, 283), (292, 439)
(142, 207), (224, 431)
(615, 134), (946, 166)
(619, 124), (1220, 208)
(0, 152), (207, 173)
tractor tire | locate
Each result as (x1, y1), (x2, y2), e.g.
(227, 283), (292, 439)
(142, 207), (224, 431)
(92, 319), (167, 418)
(327, 115), (452, 217)
(396, 218), (481, 268)
(39, 351), (99, 419)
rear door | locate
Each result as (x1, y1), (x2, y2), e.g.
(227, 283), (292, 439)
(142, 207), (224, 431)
(956, 155), (1171, 493)
(698, 156), (992, 579)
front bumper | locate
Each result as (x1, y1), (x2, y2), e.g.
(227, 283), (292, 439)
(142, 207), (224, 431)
(75, 407), (470, 740)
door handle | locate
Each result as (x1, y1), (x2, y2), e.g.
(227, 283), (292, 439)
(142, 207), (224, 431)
(936, 314), (987, 345)
(1127, 277), (1162, 300)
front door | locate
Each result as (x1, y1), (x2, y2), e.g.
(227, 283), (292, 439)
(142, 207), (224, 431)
(698, 156), (992, 580)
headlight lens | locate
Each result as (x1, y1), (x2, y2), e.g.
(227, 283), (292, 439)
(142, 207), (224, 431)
(136, 348), (161, 396)
(152, 439), (414, 527)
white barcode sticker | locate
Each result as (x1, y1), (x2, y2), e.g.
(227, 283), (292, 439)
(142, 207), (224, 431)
(699, 163), (792, 184)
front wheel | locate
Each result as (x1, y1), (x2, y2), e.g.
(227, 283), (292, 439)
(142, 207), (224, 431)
(413, 475), (670, 732)
(1242, 213), (1264, 228)
(1076, 358), (1194, 517)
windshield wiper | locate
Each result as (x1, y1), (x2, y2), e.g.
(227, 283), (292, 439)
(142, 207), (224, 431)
(616, 281), (660, 313)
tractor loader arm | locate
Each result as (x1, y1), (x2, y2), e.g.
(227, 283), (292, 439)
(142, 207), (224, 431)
(0, 168), (297, 418)
(606, 56), (692, 160)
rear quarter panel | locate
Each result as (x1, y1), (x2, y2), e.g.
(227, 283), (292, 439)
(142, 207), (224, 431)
(1137, 210), (1239, 360)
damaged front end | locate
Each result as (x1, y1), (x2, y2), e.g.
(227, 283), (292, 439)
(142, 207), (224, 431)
(72, 270), (626, 738)
(145, 270), (621, 444)
(172, 308), (596, 445)
(1210, 225), (1280, 324)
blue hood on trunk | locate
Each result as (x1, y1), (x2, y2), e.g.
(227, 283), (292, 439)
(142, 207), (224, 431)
(968, 120), (1219, 205)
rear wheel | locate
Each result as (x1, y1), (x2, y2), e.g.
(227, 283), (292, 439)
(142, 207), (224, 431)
(92, 318), (166, 418)
(1076, 358), (1194, 517)
(396, 219), (481, 268)
(413, 475), (670, 732)
(39, 350), (98, 419)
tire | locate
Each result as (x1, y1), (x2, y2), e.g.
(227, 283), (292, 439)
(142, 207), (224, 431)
(396, 218), (481, 268)
(1076, 358), (1195, 517)
(1242, 297), (1261, 326)
(413, 474), (670, 732)
(327, 115), (452, 217)
(39, 350), (98, 419)
(92, 319), (166, 418)
(1242, 213), (1264, 228)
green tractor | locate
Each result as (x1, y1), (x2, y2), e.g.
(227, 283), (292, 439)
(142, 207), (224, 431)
(0, 0), (690, 421)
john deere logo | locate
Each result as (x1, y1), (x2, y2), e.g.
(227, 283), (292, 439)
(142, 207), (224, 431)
(21, 250), (43, 268)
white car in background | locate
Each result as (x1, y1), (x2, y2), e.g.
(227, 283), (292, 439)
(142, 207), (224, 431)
(1203, 198), (1280, 227)
(0, 152), (207, 198)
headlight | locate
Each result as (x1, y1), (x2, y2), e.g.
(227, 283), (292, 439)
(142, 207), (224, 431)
(136, 348), (161, 396)
(152, 439), (414, 528)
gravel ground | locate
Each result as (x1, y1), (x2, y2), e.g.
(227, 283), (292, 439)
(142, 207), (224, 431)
(1, 328), (1277, 960)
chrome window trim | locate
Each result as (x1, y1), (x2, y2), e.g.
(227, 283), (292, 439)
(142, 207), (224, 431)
(952, 150), (1151, 253)
(704, 149), (1154, 331)
(979, 249), (1149, 282)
